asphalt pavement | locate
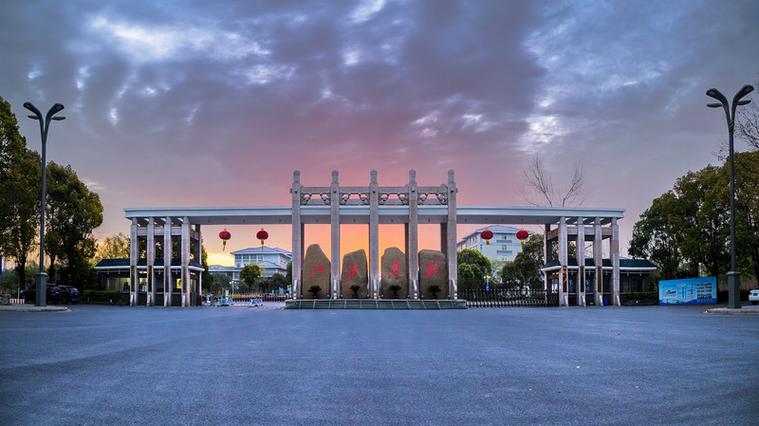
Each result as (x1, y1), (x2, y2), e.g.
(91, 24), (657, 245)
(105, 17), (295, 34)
(1, 305), (758, 425)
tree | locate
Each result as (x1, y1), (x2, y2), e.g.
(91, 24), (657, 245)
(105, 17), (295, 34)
(286, 261), (292, 285)
(522, 154), (584, 207)
(501, 234), (544, 289)
(271, 272), (287, 291)
(731, 151), (759, 280)
(208, 273), (231, 295)
(457, 248), (491, 290)
(44, 162), (103, 286)
(240, 263), (262, 292)
(737, 74), (758, 150)
(629, 193), (685, 279)
(94, 233), (129, 263)
(0, 96), (41, 291)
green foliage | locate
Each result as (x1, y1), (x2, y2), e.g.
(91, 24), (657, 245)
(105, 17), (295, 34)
(270, 273), (287, 290)
(501, 233), (544, 289)
(388, 284), (402, 298)
(239, 263), (262, 292)
(94, 233), (129, 263)
(286, 261), (292, 284)
(457, 248), (491, 290)
(308, 285), (321, 298)
(0, 97), (40, 290)
(350, 285), (361, 298)
(428, 285), (441, 299)
(208, 273), (231, 295)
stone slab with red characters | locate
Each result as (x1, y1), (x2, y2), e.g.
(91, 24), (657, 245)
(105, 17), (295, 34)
(380, 247), (408, 299)
(418, 249), (448, 299)
(340, 249), (369, 298)
(302, 244), (330, 299)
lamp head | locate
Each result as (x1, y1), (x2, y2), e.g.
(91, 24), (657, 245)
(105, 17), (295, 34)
(46, 103), (65, 120)
(707, 103), (722, 108)
(23, 102), (42, 117)
(706, 88), (728, 106)
(737, 99), (751, 106)
(735, 84), (754, 101)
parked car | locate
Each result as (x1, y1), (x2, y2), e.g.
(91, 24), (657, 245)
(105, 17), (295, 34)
(57, 285), (81, 304)
(22, 285), (62, 304)
(749, 289), (759, 305)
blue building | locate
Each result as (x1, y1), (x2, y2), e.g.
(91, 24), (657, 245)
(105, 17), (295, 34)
(209, 246), (292, 281)
(456, 225), (526, 262)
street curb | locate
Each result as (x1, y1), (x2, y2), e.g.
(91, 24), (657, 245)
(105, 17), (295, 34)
(0, 305), (71, 313)
(704, 307), (759, 316)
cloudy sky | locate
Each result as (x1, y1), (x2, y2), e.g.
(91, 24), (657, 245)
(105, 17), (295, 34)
(2, 0), (758, 264)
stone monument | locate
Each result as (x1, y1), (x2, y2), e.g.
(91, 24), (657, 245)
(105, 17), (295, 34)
(341, 249), (369, 298)
(302, 244), (330, 299)
(418, 249), (448, 299)
(381, 247), (408, 299)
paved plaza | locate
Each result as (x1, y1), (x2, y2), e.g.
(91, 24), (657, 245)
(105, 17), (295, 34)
(1, 305), (758, 425)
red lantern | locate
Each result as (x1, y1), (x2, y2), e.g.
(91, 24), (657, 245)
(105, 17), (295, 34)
(480, 229), (494, 245)
(516, 229), (529, 248)
(219, 228), (231, 251)
(256, 228), (269, 247)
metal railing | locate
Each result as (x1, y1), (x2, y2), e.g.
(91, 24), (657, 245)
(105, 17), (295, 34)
(230, 293), (288, 302)
(460, 288), (559, 307)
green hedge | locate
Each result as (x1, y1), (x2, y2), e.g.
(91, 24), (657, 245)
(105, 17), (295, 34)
(621, 292), (659, 305)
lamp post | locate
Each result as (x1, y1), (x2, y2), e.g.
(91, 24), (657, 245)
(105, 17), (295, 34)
(706, 85), (754, 309)
(23, 102), (66, 307)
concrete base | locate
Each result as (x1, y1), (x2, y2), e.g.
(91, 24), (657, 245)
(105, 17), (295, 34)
(727, 271), (741, 309)
(705, 305), (759, 316)
(285, 299), (467, 310)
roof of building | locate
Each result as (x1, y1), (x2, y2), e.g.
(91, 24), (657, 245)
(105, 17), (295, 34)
(543, 258), (656, 269)
(231, 246), (292, 257)
(94, 258), (203, 269)
(457, 225), (526, 244)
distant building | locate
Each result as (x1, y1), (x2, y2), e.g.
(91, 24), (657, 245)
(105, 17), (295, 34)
(209, 246), (292, 281)
(456, 225), (526, 262)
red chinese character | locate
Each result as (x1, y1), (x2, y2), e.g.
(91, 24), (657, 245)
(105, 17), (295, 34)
(389, 261), (400, 279)
(347, 261), (358, 278)
(426, 262), (438, 280)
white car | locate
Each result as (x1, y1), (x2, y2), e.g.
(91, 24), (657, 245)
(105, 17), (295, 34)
(749, 289), (759, 305)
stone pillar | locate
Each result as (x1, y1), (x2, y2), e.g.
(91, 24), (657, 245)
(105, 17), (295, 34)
(163, 217), (172, 307)
(181, 217), (190, 307)
(194, 224), (201, 306)
(330, 170), (340, 299)
(147, 217), (155, 306)
(543, 224), (550, 293)
(558, 216), (568, 306)
(291, 171), (302, 299)
(129, 218), (138, 306)
(576, 217), (586, 306)
(446, 170), (458, 300)
(407, 170), (419, 299)
(369, 170), (380, 299)
(611, 217), (621, 306)
(593, 217), (603, 306)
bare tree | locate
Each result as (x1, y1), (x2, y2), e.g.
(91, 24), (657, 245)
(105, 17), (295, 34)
(522, 154), (584, 207)
(737, 73), (759, 150)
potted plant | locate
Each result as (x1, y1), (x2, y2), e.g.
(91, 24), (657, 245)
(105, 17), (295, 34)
(389, 285), (402, 299)
(308, 286), (321, 299)
(429, 285), (441, 299)
(350, 285), (361, 299)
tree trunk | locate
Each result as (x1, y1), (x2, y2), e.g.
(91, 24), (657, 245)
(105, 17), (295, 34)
(752, 247), (759, 287)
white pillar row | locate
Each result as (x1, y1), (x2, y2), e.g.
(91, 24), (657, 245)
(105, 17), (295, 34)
(163, 217), (172, 307)
(291, 171), (302, 300)
(181, 216), (190, 307)
(407, 170), (419, 300)
(368, 170), (380, 299)
(543, 224), (550, 304)
(576, 217), (586, 306)
(558, 216), (568, 306)
(330, 170), (340, 300)
(129, 218), (138, 307)
(611, 217), (621, 306)
(593, 217), (603, 306)
(446, 170), (458, 300)
(147, 217), (155, 306)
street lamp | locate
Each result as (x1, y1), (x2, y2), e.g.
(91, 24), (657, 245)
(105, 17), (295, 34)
(23, 102), (66, 307)
(706, 85), (754, 309)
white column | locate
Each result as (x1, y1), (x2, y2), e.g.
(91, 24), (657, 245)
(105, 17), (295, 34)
(129, 218), (138, 307)
(446, 170), (458, 300)
(558, 216), (568, 306)
(163, 217), (172, 307)
(330, 170), (340, 300)
(543, 224), (550, 293)
(291, 171), (302, 299)
(369, 170), (379, 299)
(181, 216), (190, 307)
(611, 217), (621, 306)
(576, 217), (586, 306)
(593, 217), (603, 306)
(407, 170), (419, 299)
(194, 224), (201, 306)
(147, 217), (155, 306)
(199, 271), (203, 304)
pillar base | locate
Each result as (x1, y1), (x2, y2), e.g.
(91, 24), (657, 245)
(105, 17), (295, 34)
(35, 272), (48, 307)
(727, 271), (741, 309)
